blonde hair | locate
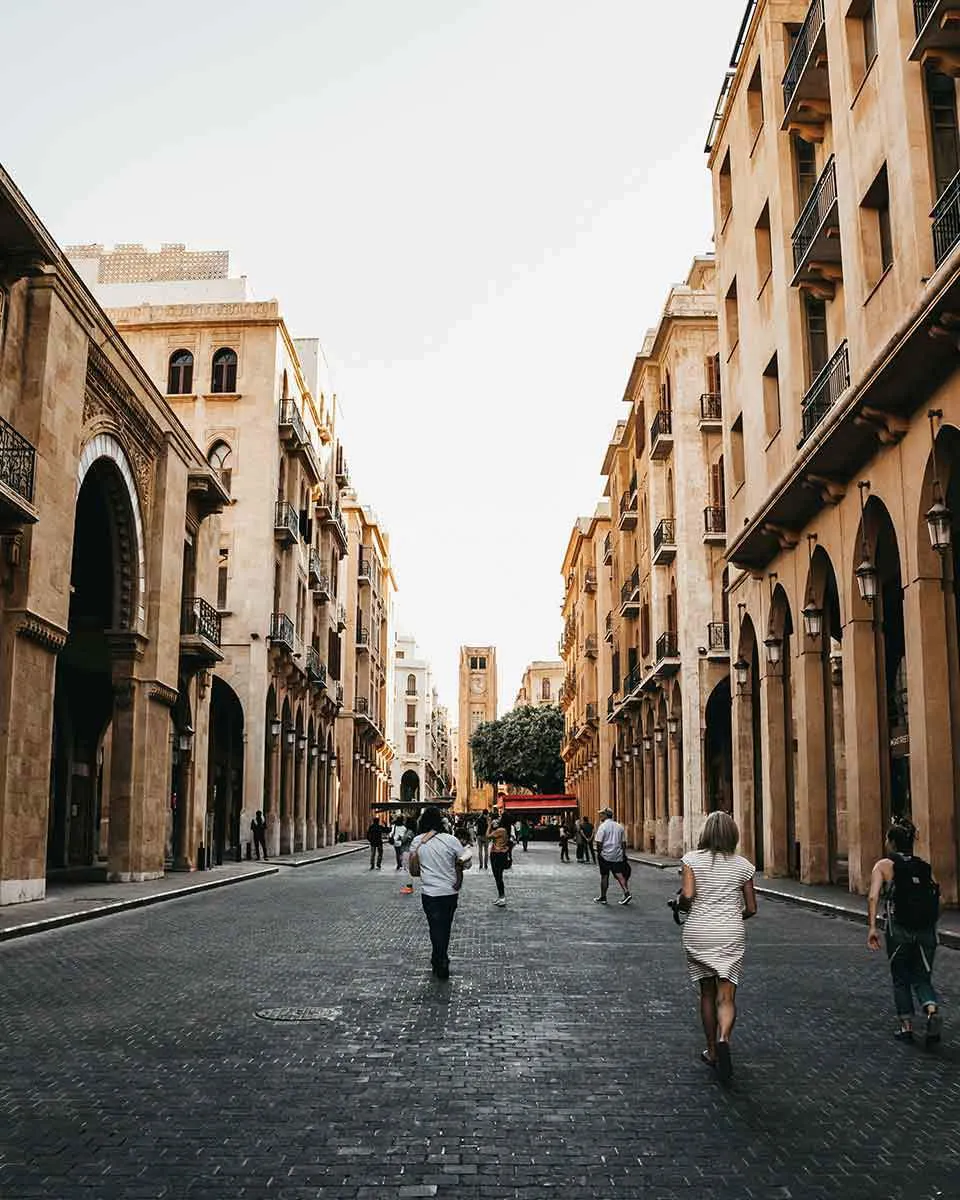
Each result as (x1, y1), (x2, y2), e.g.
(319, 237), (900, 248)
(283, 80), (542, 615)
(698, 811), (739, 856)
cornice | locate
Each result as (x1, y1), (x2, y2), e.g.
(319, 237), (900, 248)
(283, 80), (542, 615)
(13, 611), (69, 654)
(149, 681), (179, 708)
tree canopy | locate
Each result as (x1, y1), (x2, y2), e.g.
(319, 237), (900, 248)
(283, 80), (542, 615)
(469, 704), (565, 795)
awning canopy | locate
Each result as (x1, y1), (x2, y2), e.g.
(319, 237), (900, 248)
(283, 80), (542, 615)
(371, 798), (454, 810)
(498, 795), (579, 813)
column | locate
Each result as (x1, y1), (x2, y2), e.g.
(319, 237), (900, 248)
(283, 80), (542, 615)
(632, 749), (643, 848)
(280, 739), (295, 854)
(842, 616), (884, 893)
(731, 686), (757, 866)
(305, 753), (317, 851)
(266, 735), (281, 857)
(759, 666), (790, 878)
(668, 733), (683, 858)
(294, 742), (307, 852)
(643, 743), (656, 853)
(794, 645), (829, 884)
(655, 736), (668, 853)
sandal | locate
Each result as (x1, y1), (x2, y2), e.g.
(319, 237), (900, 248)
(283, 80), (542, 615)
(716, 1040), (733, 1083)
(700, 1050), (716, 1068)
(893, 1027), (914, 1042)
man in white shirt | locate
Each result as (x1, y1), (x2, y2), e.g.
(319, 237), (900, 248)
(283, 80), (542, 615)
(593, 806), (632, 906)
(408, 807), (472, 980)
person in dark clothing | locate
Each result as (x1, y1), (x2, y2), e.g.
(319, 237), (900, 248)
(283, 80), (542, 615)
(518, 820), (531, 851)
(367, 818), (385, 870)
(558, 824), (570, 863)
(251, 811), (268, 861)
(581, 816), (596, 862)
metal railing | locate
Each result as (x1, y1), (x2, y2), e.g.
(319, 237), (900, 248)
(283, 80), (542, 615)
(358, 556), (373, 583)
(704, 506), (726, 535)
(356, 622), (369, 647)
(656, 631), (679, 661)
(181, 596), (221, 646)
(269, 611), (296, 651)
(915, 0), (936, 36)
(584, 568), (597, 591)
(620, 565), (640, 606)
(585, 634), (598, 658)
(708, 622), (730, 653)
(308, 546), (322, 582)
(800, 340), (850, 443)
(933, 168), (960, 266)
(335, 682), (344, 706)
(653, 518), (676, 555)
(607, 693), (617, 717)
(603, 532), (613, 563)
(306, 646), (327, 686)
(279, 399), (307, 444)
(619, 491), (638, 518)
(586, 702), (598, 723)
(623, 664), (642, 695)
(792, 155), (837, 274)
(356, 696), (370, 715)
(700, 393), (722, 422)
(605, 612), (614, 641)
(0, 415), (36, 505)
(274, 500), (299, 541)
(782, 0), (825, 111)
(651, 409), (672, 442)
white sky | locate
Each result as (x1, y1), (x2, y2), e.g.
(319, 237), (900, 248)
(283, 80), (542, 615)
(4, 0), (747, 716)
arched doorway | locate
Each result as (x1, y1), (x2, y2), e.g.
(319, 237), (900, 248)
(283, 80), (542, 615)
(400, 769), (421, 804)
(263, 686), (279, 854)
(767, 584), (798, 878)
(733, 613), (764, 869)
(208, 677), (244, 865)
(294, 705), (305, 851)
(169, 686), (193, 868)
(279, 697), (293, 853)
(704, 676), (733, 814)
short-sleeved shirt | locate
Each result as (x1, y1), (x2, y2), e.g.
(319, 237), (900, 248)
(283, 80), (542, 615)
(409, 832), (472, 896)
(594, 818), (625, 862)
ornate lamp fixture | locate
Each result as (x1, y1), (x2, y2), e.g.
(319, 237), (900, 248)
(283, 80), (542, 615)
(764, 573), (782, 665)
(926, 409), (952, 554)
(733, 656), (750, 690)
(642, 734), (653, 753)
(802, 533), (823, 640)
(667, 715), (680, 739)
(855, 482), (879, 604)
(654, 725), (664, 746)
(269, 717), (282, 740)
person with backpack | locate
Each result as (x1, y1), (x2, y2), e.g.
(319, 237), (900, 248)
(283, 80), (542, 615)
(475, 809), (490, 870)
(867, 817), (942, 1045)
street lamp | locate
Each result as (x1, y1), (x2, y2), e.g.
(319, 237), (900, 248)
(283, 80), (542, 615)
(667, 715), (680, 739)
(802, 533), (823, 639)
(764, 632), (782, 666)
(643, 734), (653, 753)
(733, 656), (750, 691)
(298, 735), (308, 753)
(285, 727), (296, 746)
(856, 481), (879, 605)
(654, 726), (664, 746)
(926, 409), (953, 554)
(270, 717), (282, 740)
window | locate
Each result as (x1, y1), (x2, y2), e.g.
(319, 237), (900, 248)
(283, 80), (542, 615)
(478, 655), (487, 669)
(706, 353), (722, 397)
(803, 295), (829, 384)
(640, 601), (650, 659)
(207, 440), (232, 494)
(731, 414), (745, 491)
(755, 202), (772, 291)
(847, 0), (878, 86)
(396, 651), (405, 660)
(860, 164), (893, 289)
(661, 370), (672, 414)
(725, 278), (740, 357)
(211, 347), (238, 393)
(281, 369), (289, 399)
(794, 135), (818, 210)
(217, 549), (229, 610)
(541, 678), (551, 701)
(406, 704), (417, 726)
(469, 655), (478, 669)
(711, 457), (726, 510)
(926, 68), (960, 201)
(747, 60), (764, 147)
(167, 349), (194, 395)
(719, 150), (733, 228)
(407, 673), (417, 694)
(763, 353), (781, 441)
(406, 734), (416, 754)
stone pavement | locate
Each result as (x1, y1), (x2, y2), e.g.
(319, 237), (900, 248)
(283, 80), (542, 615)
(1, 844), (959, 1200)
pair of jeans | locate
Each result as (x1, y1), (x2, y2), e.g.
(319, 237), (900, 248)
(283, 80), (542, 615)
(491, 851), (509, 898)
(421, 892), (458, 968)
(476, 836), (489, 868)
(560, 841), (570, 862)
(886, 922), (938, 1016)
(369, 844), (382, 868)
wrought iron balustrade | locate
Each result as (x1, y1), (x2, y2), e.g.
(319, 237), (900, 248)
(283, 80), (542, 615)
(0, 415), (36, 504)
(181, 596), (221, 646)
(700, 393), (722, 422)
(800, 340), (850, 443)
(274, 500), (299, 542)
(656, 631), (679, 661)
(619, 491), (637, 517)
(623, 665), (642, 695)
(704, 506), (726, 535)
(603, 532), (613, 563)
(792, 156), (837, 273)
(915, 0), (936, 35)
(356, 696), (370, 715)
(651, 409), (672, 442)
(279, 399), (307, 444)
(269, 611), (296, 651)
(653, 518), (676, 555)
(932, 169), (960, 266)
(708, 621), (730, 653)
(782, 0), (825, 110)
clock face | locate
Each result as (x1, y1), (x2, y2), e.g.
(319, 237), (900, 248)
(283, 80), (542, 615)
(470, 675), (484, 695)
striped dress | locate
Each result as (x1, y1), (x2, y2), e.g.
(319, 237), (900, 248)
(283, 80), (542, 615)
(680, 849), (755, 986)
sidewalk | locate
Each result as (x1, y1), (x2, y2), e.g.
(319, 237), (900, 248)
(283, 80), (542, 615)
(0, 841), (365, 942)
(628, 850), (960, 950)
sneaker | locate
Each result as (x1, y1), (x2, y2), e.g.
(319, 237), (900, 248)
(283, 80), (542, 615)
(926, 1009), (943, 1045)
(400, 885), (414, 894)
(494, 897), (506, 907)
(619, 893), (633, 906)
(593, 896), (607, 904)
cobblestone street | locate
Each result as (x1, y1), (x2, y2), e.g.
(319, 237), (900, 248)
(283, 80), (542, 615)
(2, 846), (959, 1199)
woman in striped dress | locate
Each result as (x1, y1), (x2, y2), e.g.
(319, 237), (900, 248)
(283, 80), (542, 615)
(678, 812), (757, 1082)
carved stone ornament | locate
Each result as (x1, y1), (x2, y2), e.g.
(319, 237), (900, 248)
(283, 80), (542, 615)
(15, 611), (69, 654)
(149, 681), (179, 708)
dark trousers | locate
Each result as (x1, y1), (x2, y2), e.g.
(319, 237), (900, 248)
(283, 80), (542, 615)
(394, 844), (403, 869)
(369, 843), (383, 868)
(253, 833), (267, 860)
(585, 841), (596, 862)
(421, 893), (458, 968)
(491, 851), (509, 898)
(560, 841), (570, 862)
(887, 923), (938, 1016)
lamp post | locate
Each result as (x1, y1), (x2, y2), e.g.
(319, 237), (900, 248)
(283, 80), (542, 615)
(856, 481), (879, 604)
(667, 715), (679, 739)
(802, 533), (823, 639)
(926, 410), (953, 555)
(733, 656), (750, 691)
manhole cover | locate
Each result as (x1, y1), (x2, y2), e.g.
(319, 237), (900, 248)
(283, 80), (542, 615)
(255, 1006), (341, 1022)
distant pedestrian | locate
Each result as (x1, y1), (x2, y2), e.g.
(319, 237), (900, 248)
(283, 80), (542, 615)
(593, 807), (632, 906)
(390, 818), (407, 870)
(489, 820), (512, 907)
(867, 817), (942, 1045)
(251, 811), (268, 861)
(518, 820), (531, 851)
(558, 824), (570, 863)
(366, 817), (384, 870)
(581, 816), (596, 863)
(678, 811), (757, 1083)
(408, 806), (472, 979)
(475, 809), (490, 870)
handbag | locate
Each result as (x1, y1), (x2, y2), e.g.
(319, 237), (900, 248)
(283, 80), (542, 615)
(667, 888), (687, 926)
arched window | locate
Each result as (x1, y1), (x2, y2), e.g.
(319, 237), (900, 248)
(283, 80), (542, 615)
(541, 678), (551, 700)
(211, 347), (238, 394)
(207, 440), (232, 494)
(167, 349), (194, 395)
(407, 673), (417, 695)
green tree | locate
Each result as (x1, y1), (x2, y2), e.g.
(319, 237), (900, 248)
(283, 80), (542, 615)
(469, 704), (565, 795)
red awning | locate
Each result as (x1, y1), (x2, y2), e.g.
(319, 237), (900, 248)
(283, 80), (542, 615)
(498, 795), (578, 813)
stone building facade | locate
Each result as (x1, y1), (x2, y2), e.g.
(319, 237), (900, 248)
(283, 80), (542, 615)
(0, 169), (226, 904)
(513, 661), (564, 708)
(559, 505), (615, 819)
(391, 634), (452, 803)
(456, 645), (497, 811)
(707, 0), (960, 900)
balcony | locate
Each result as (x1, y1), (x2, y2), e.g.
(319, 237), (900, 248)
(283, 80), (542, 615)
(781, 0), (829, 135)
(791, 156), (841, 291)
(584, 568), (597, 592)
(707, 621), (730, 661)
(932, 169), (960, 266)
(911, 2), (960, 68)
(337, 601), (347, 630)
(335, 448), (350, 487)
(699, 393), (722, 431)
(602, 531), (613, 565)
(0, 415), (38, 524)
(703, 506), (726, 544)
(604, 611), (615, 644)
(358, 556), (373, 587)
(607, 692), (619, 719)
(585, 701), (598, 724)
(278, 398), (307, 448)
(356, 621), (370, 652)
(799, 340), (850, 444)
(655, 631), (681, 676)
(335, 681), (344, 707)
(180, 596), (223, 666)
(650, 409), (673, 459)
(274, 500), (299, 546)
(652, 518), (676, 565)
(618, 491), (638, 530)
(585, 634), (598, 659)
(308, 547), (322, 588)
(622, 664), (642, 703)
(269, 611), (298, 655)
(619, 566), (640, 617)
(306, 646), (327, 687)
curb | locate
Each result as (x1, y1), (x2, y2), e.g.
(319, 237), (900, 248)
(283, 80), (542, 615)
(281, 844), (366, 869)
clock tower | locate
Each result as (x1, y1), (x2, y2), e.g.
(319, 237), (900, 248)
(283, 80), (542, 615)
(457, 645), (498, 812)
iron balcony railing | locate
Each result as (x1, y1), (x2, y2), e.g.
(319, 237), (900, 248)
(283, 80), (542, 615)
(181, 596), (221, 646)
(337, 601), (347, 629)
(651, 409), (672, 443)
(782, 0), (825, 111)
(308, 547), (322, 583)
(586, 702), (598, 723)
(629, 470), (638, 495)
(269, 611), (296, 652)
(584, 568), (597, 592)
(358, 556), (373, 583)
(306, 646), (327, 686)
(656, 631), (680, 662)
(274, 500), (299, 542)
(792, 155), (837, 274)
(585, 634), (598, 658)
(623, 664), (642, 695)
(0, 415), (36, 505)
(915, 1), (936, 36)
(708, 621), (730, 653)
(607, 692), (617, 717)
(603, 532), (613, 563)
(356, 622), (370, 647)
(620, 565), (640, 606)
(356, 696), (370, 716)
(279, 398), (307, 444)
(619, 491), (638, 518)
(605, 611), (614, 642)
(653, 518), (676, 555)
(800, 340), (850, 443)
(335, 682), (344, 706)
(700, 393), (722, 422)
(932, 168), (960, 266)
(704, 506), (726, 535)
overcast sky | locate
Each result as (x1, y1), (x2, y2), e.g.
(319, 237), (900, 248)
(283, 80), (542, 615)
(4, 0), (746, 716)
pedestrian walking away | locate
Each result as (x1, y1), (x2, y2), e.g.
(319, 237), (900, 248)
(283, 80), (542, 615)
(408, 806), (472, 980)
(867, 817), (942, 1045)
(558, 823), (570, 863)
(593, 807), (632, 905)
(366, 817), (384, 870)
(518, 819), (531, 851)
(581, 816), (596, 863)
(574, 816), (586, 863)
(390, 818), (407, 870)
(489, 820), (512, 906)
(475, 809), (490, 869)
(251, 810), (268, 861)
(678, 811), (757, 1083)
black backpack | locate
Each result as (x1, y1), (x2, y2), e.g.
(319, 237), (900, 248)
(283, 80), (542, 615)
(891, 854), (940, 930)
(476, 815), (488, 836)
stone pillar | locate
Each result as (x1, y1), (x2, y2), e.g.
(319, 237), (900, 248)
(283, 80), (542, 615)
(759, 666), (790, 877)
(305, 753), (318, 851)
(279, 738), (295, 854)
(668, 734), (683, 858)
(633, 750), (644, 848)
(643, 745), (656, 852)
(731, 686), (757, 867)
(842, 616), (885, 894)
(266, 735), (281, 857)
(294, 742), (307, 852)
(656, 737), (668, 852)
(794, 645), (829, 884)
(903, 575), (958, 903)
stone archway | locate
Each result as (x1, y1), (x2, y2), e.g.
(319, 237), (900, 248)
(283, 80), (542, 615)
(732, 613), (764, 869)
(279, 697), (294, 854)
(765, 584), (797, 878)
(400, 769), (421, 804)
(264, 686), (280, 855)
(208, 677), (244, 865)
(704, 676), (733, 816)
